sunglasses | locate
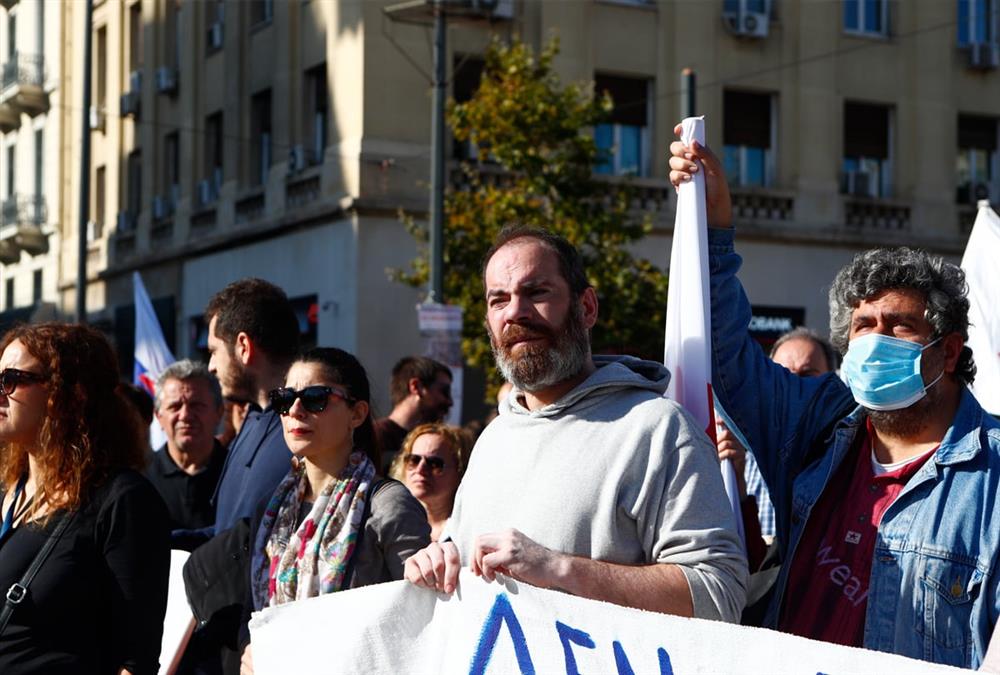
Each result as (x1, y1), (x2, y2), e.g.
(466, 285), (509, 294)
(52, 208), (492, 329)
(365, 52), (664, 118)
(0, 368), (47, 396)
(403, 453), (446, 475)
(268, 385), (355, 415)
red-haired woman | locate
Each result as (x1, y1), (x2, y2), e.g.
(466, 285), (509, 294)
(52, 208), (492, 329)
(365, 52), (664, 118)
(0, 323), (170, 674)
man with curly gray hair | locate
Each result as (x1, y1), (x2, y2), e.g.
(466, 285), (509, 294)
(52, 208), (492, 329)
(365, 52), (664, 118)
(670, 130), (1000, 669)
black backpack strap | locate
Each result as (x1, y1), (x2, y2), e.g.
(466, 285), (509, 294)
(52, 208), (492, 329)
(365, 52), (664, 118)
(0, 510), (76, 636)
(343, 478), (387, 590)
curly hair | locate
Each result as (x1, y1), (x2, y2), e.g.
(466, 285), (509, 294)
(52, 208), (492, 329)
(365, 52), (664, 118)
(828, 247), (976, 384)
(388, 423), (469, 481)
(0, 323), (146, 518)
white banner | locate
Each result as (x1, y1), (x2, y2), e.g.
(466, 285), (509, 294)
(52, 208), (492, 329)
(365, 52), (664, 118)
(961, 201), (1000, 415)
(249, 570), (971, 675)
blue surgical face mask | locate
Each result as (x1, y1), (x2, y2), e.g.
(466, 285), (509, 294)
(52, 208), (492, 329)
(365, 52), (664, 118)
(841, 333), (943, 411)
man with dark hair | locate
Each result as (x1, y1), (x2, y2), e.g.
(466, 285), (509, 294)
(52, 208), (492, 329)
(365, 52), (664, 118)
(375, 356), (453, 470)
(200, 278), (299, 537)
(145, 359), (226, 549)
(405, 226), (747, 622)
(670, 135), (1000, 668)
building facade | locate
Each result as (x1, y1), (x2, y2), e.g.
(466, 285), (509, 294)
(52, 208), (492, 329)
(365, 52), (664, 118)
(0, 0), (63, 329)
(42, 0), (1000, 412)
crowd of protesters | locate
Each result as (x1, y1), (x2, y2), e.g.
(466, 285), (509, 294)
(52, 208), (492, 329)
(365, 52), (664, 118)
(0, 125), (998, 675)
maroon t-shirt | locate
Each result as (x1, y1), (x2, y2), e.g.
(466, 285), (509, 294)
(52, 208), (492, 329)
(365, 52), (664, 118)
(780, 422), (935, 646)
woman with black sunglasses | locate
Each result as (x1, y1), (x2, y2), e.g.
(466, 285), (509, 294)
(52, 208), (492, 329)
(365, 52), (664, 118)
(239, 347), (430, 675)
(0, 323), (170, 674)
(389, 423), (468, 542)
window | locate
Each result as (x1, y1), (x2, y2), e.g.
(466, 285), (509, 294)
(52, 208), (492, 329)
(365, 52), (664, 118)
(723, 0), (770, 13)
(163, 132), (179, 203)
(305, 64), (328, 166)
(127, 150), (142, 216)
(31, 269), (41, 304)
(958, 0), (998, 46)
(5, 278), (13, 310)
(957, 115), (999, 203)
(844, 0), (887, 36)
(206, 0), (224, 52)
(205, 112), (223, 187)
(93, 165), (106, 239)
(723, 90), (775, 188)
(96, 26), (107, 112)
(6, 144), (14, 198)
(842, 101), (892, 198)
(452, 55), (485, 160)
(33, 128), (42, 198)
(250, 90), (272, 186)
(249, 0), (274, 27)
(7, 13), (15, 60)
(594, 74), (651, 177)
(129, 2), (142, 71)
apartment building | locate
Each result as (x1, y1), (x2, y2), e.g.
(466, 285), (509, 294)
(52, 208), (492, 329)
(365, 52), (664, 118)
(52, 0), (999, 410)
(0, 0), (62, 330)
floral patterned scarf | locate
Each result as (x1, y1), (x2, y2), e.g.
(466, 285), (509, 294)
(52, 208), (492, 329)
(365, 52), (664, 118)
(250, 451), (375, 609)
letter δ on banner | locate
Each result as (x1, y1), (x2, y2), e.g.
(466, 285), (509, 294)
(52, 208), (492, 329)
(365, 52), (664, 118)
(248, 571), (974, 674)
(663, 116), (744, 546)
(961, 201), (1000, 416)
(417, 302), (463, 425)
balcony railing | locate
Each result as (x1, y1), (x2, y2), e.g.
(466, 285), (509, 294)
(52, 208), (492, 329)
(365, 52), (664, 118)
(844, 196), (911, 232)
(0, 193), (48, 257)
(0, 52), (47, 116)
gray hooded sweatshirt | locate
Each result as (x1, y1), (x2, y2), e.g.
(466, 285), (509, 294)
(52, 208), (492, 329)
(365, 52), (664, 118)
(445, 355), (748, 622)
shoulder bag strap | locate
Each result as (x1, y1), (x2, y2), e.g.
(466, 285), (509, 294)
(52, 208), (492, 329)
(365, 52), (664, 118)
(0, 510), (76, 637)
(343, 478), (385, 590)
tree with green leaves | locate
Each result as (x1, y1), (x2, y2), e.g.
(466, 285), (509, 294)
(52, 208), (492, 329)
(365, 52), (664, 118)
(394, 37), (668, 395)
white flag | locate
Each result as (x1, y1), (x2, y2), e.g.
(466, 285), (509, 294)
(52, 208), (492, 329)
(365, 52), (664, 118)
(134, 271), (175, 450)
(961, 201), (1000, 415)
(663, 116), (745, 546)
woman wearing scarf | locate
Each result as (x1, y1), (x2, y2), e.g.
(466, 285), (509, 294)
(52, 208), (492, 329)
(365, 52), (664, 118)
(240, 348), (430, 674)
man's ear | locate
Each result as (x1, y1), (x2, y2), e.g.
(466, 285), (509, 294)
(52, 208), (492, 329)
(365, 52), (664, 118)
(580, 287), (599, 330)
(940, 332), (965, 375)
(407, 377), (422, 397)
(234, 331), (253, 367)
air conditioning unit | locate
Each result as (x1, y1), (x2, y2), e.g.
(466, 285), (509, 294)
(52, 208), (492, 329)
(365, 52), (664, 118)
(116, 211), (136, 233)
(207, 22), (224, 51)
(119, 92), (140, 118)
(88, 105), (105, 132)
(155, 66), (178, 95)
(471, 0), (514, 19)
(968, 42), (1000, 70)
(843, 170), (875, 198)
(152, 195), (175, 220)
(198, 178), (219, 206)
(129, 69), (142, 94)
(724, 10), (770, 38)
(288, 145), (307, 175)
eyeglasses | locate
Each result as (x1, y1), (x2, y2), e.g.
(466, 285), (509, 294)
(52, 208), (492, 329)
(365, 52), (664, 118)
(403, 453), (446, 475)
(268, 385), (355, 415)
(0, 368), (46, 396)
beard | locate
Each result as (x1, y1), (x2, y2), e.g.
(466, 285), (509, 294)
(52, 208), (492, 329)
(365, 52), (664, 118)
(488, 301), (591, 393)
(220, 350), (256, 404)
(866, 347), (945, 438)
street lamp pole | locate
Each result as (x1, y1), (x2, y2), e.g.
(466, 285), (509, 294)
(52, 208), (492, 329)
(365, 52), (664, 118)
(428, 1), (446, 305)
(76, 0), (93, 323)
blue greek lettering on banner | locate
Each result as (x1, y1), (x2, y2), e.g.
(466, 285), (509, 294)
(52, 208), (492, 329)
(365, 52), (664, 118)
(469, 593), (535, 675)
(612, 640), (635, 675)
(555, 621), (596, 675)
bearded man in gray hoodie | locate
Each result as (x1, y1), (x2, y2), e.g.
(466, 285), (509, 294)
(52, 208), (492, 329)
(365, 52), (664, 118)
(404, 226), (748, 622)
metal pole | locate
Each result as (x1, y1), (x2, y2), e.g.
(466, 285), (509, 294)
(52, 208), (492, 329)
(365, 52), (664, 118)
(428, 1), (446, 304)
(680, 68), (696, 119)
(76, 0), (93, 323)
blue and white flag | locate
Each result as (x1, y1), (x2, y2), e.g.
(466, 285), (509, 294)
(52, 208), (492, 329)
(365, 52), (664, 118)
(134, 271), (175, 450)
(663, 116), (745, 547)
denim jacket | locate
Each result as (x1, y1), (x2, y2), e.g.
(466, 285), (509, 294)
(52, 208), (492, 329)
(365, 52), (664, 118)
(708, 227), (1000, 668)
